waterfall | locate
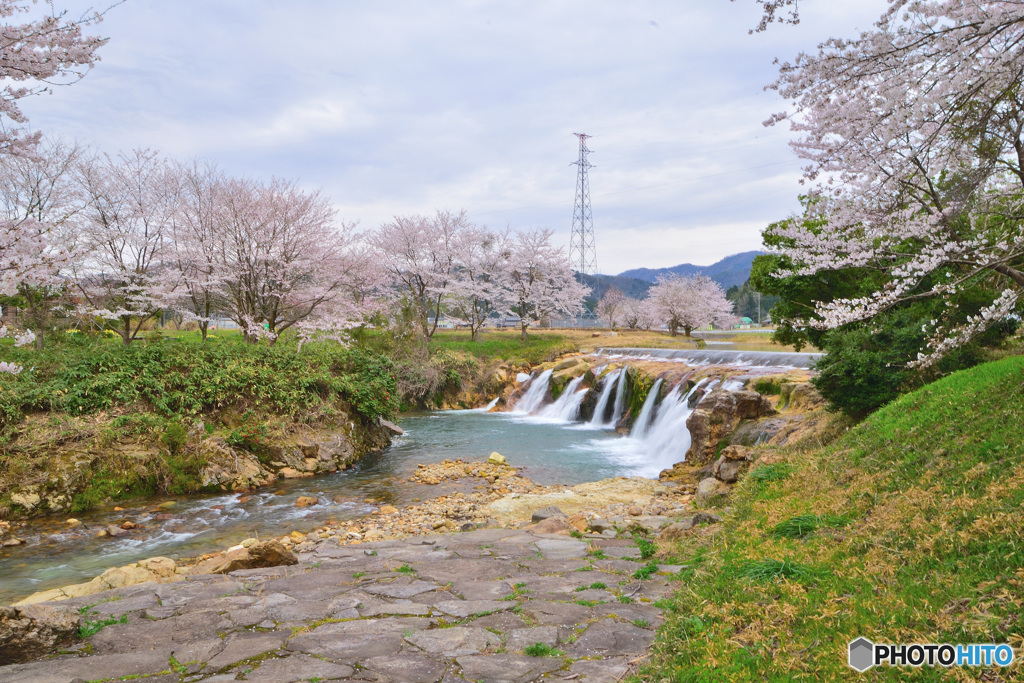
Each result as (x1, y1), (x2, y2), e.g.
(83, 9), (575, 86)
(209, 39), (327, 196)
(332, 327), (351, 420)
(479, 397), (500, 412)
(512, 369), (552, 414)
(630, 378), (663, 438)
(589, 369), (621, 427)
(637, 378), (708, 469)
(609, 366), (628, 427)
(537, 376), (588, 422)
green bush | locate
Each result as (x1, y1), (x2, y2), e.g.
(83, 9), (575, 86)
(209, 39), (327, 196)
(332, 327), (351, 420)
(161, 422), (188, 454)
(0, 336), (399, 437)
(811, 304), (1009, 417)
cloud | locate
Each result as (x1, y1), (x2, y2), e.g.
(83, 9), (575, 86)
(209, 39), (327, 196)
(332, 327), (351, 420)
(20, 0), (890, 274)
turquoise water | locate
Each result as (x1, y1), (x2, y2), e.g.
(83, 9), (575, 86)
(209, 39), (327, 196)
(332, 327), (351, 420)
(0, 410), (652, 605)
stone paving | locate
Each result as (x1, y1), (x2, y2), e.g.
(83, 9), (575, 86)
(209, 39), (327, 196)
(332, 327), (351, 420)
(0, 528), (681, 683)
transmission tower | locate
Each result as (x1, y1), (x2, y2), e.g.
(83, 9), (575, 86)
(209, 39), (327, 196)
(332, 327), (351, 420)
(569, 133), (597, 276)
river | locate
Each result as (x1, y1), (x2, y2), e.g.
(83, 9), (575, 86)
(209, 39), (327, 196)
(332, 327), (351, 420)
(0, 409), (674, 605)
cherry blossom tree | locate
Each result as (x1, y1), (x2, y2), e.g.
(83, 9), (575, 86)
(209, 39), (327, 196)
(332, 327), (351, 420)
(766, 1), (1024, 365)
(213, 177), (375, 344)
(72, 148), (177, 345)
(647, 273), (735, 337)
(597, 287), (627, 329)
(0, 136), (86, 347)
(0, 2), (106, 335)
(368, 209), (468, 339)
(621, 296), (657, 331)
(447, 224), (511, 340)
(499, 228), (589, 341)
(166, 160), (222, 340)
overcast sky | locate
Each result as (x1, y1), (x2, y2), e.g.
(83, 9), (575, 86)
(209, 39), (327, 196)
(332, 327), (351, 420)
(22, 0), (888, 275)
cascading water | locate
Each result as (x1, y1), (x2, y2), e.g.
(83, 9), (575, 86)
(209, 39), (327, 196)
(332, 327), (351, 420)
(608, 365), (628, 427)
(537, 376), (589, 422)
(478, 397), (500, 412)
(636, 378), (709, 470)
(630, 377), (663, 438)
(512, 369), (552, 414)
(588, 369), (621, 427)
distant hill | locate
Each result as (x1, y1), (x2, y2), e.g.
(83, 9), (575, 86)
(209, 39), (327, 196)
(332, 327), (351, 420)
(616, 251), (765, 290)
(575, 273), (653, 302)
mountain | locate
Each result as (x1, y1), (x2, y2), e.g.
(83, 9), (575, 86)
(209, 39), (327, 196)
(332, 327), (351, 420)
(616, 251), (765, 290)
(575, 272), (653, 302)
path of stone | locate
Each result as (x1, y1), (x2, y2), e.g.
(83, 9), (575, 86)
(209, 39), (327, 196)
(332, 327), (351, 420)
(1, 528), (681, 683)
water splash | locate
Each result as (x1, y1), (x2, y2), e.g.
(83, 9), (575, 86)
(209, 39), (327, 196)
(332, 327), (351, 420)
(479, 397), (500, 412)
(630, 377), (663, 439)
(589, 369), (621, 427)
(609, 365), (629, 428)
(537, 376), (588, 422)
(635, 378), (709, 470)
(512, 369), (552, 414)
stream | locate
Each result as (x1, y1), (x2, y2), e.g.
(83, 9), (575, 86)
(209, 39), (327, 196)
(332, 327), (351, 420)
(0, 346), (819, 605)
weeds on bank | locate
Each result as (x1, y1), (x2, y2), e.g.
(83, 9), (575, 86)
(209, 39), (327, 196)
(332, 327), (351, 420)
(631, 356), (1024, 681)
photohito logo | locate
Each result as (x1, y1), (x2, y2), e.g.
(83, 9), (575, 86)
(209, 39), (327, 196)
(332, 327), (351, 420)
(848, 638), (1015, 672)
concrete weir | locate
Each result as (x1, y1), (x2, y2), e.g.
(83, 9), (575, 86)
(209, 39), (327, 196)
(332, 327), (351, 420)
(594, 347), (823, 369)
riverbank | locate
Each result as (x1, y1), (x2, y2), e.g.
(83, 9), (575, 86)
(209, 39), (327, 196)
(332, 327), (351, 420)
(0, 338), (399, 520)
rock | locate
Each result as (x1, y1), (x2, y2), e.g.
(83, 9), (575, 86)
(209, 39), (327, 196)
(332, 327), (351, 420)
(105, 525), (128, 537)
(531, 506), (566, 523)
(686, 390), (775, 465)
(721, 445), (749, 461)
(379, 505), (400, 515)
(695, 478), (730, 506)
(379, 417), (404, 435)
(10, 491), (41, 510)
(120, 520), (139, 530)
(532, 516), (572, 534)
(628, 505), (643, 516)
(0, 604), (80, 665)
(779, 382), (825, 411)
(712, 456), (748, 484)
(65, 518), (81, 526)
(295, 496), (319, 507)
(157, 501), (176, 509)
(197, 540), (298, 575)
(553, 357), (582, 372)
(567, 513), (588, 532)
(659, 512), (722, 541)
(1, 537), (25, 547)
(487, 452), (506, 465)
(588, 518), (612, 533)
(279, 467), (305, 479)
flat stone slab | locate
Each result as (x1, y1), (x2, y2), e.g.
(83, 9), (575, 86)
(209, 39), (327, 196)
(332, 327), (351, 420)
(245, 652), (355, 680)
(432, 599), (513, 618)
(405, 626), (501, 656)
(456, 653), (565, 683)
(0, 529), (677, 682)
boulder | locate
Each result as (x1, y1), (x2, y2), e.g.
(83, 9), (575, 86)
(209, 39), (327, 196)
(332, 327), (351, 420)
(197, 540), (298, 575)
(379, 417), (404, 435)
(295, 496), (319, 507)
(712, 456), (748, 484)
(721, 445), (749, 461)
(487, 452), (506, 465)
(532, 516), (573, 534)
(0, 604), (80, 665)
(566, 513), (589, 532)
(553, 357), (582, 372)
(695, 478), (730, 506)
(686, 390), (775, 465)
(531, 505), (566, 523)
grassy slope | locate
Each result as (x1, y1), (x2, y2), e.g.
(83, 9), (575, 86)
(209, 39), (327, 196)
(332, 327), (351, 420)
(638, 356), (1024, 681)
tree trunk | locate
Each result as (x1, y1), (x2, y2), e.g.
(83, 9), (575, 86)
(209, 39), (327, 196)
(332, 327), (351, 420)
(684, 326), (692, 337)
(34, 328), (43, 350)
(121, 316), (132, 345)
(520, 322), (528, 341)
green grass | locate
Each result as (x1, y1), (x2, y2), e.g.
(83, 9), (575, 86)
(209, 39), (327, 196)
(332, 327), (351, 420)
(523, 642), (565, 657)
(632, 561), (660, 580)
(635, 537), (657, 559)
(429, 330), (577, 365)
(78, 613), (128, 638)
(633, 355), (1024, 681)
(395, 564), (416, 574)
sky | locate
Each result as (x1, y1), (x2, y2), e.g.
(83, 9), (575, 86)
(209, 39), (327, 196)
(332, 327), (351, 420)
(20, 0), (889, 275)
